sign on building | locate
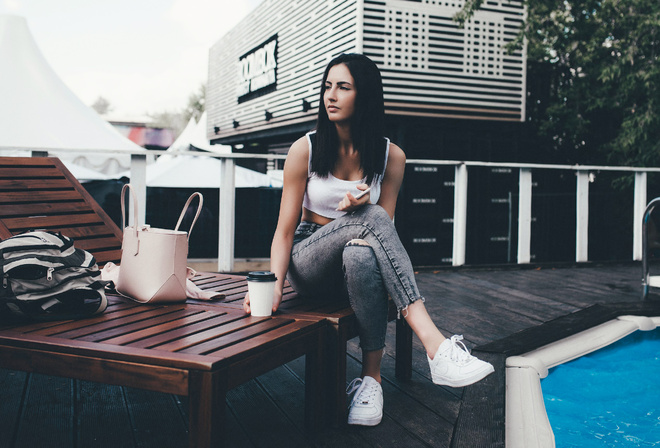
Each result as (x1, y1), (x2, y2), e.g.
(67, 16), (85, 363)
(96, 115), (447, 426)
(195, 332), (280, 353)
(238, 35), (278, 103)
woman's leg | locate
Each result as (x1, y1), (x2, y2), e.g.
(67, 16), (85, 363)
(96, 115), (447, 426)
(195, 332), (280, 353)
(289, 206), (493, 390)
(402, 300), (445, 358)
(342, 239), (389, 382)
(289, 205), (423, 310)
(289, 206), (445, 357)
(289, 223), (390, 426)
(361, 349), (384, 382)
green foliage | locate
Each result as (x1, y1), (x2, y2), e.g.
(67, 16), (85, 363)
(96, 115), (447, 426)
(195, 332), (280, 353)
(147, 83), (206, 138)
(91, 96), (113, 115)
(459, 0), (660, 168)
(148, 110), (188, 137)
(183, 83), (206, 123)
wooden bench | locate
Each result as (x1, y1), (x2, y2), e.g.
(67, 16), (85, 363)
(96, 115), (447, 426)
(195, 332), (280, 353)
(190, 272), (414, 426)
(0, 293), (326, 447)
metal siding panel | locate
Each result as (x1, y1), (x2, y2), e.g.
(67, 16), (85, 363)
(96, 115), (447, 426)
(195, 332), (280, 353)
(364, 0), (525, 120)
(208, 0), (359, 140)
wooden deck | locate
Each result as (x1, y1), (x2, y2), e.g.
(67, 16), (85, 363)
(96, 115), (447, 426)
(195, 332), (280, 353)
(1, 262), (658, 448)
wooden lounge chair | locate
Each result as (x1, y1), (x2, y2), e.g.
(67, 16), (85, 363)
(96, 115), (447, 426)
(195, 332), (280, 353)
(0, 157), (123, 266)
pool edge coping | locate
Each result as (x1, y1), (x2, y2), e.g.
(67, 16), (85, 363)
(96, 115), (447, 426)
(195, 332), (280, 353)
(450, 301), (660, 448)
(505, 315), (660, 448)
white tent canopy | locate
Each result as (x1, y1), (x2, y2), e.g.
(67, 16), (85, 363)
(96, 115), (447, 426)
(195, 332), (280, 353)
(167, 117), (197, 154)
(133, 155), (279, 189)
(61, 160), (111, 181)
(0, 15), (143, 174)
(189, 112), (231, 154)
(141, 112), (275, 189)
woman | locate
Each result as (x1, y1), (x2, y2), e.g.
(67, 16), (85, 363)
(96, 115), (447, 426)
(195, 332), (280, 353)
(244, 53), (493, 426)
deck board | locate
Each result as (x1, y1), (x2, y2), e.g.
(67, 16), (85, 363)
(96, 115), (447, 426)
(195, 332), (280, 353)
(0, 262), (657, 447)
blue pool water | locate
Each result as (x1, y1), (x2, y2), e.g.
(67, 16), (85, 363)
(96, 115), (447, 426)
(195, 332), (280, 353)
(542, 328), (660, 447)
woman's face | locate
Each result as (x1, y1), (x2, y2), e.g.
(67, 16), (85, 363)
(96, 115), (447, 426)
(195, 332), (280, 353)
(324, 63), (357, 124)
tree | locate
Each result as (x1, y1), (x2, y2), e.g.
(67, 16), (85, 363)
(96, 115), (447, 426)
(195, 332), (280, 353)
(148, 84), (206, 138)
(459, 0), (660, 168)
(148, 110), (188, 137)
(91, 96), (113, 115)
(183, 83), (205, 123)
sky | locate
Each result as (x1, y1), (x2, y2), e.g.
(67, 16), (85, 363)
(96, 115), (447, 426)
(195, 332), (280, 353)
(0, 0), (262, 120)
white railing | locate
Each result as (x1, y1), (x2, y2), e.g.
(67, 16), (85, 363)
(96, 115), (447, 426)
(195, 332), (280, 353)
(403, 159), (660, 267)
(15, 148), (660, 272)
(124, 151), (288, 272)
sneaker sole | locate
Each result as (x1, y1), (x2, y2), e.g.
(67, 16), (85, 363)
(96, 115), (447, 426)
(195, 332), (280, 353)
(431, 364), (494, 388)
(347, 415), (383, 426)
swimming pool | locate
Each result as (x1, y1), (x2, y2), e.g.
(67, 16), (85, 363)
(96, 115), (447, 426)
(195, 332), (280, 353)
(542, 329), (660, 447)
(506, 315), (660, 448)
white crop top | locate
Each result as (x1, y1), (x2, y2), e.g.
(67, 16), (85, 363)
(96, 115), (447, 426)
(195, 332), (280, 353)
(302, 131), (390, 219)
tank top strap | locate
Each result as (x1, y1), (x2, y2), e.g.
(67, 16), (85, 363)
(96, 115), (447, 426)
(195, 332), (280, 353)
(382, 138), (390, 177)
(305, 131), (315, 175)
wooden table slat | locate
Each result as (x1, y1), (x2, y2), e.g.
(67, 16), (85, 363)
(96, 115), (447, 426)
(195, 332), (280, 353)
(80, 308), (215, 343)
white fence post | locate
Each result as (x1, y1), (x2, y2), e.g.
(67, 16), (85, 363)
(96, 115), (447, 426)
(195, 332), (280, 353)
(576, 170), (589, 262)
(129, 153), (147, 226)
(517, 168), (532, 264)
(218, 157), (236, 272)
(633, 171), (647, 261)
(452, 163), (468, 266)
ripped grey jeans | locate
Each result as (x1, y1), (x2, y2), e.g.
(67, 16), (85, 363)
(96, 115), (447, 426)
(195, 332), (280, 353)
(287, 204), (425, 351)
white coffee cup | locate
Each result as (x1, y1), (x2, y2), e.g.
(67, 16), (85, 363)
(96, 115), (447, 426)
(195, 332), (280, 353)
(246, 271), (277, 317)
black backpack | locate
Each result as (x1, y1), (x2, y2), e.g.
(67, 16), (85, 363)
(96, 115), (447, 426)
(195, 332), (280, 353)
(0, 231), (108, 321)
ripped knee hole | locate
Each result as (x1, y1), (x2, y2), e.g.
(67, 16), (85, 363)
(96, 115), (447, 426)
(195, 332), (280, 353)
(346, 239), (370, 247)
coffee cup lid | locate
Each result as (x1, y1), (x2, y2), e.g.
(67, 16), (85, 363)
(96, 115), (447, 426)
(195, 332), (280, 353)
(247, 271), (277, 282)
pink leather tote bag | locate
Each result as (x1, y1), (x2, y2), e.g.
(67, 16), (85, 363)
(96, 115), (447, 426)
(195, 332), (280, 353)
(116, 184), (203, 303)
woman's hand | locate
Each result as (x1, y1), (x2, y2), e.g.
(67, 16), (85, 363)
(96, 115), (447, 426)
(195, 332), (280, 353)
(337, 183), (370, 212)
(243, 288), (283, 314)
(272, 288), (283, 312)
(243, 292), (251, 314)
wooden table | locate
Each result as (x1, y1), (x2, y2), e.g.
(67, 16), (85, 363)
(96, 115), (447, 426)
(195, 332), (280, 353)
(190, 272), (413, 426)
(0, 294), (326, 447)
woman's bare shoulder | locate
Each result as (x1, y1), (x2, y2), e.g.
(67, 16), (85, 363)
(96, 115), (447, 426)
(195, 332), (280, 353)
(283, 135), (311, 176)
(287, 135), (310, 160)
(387, 142), (406, 166)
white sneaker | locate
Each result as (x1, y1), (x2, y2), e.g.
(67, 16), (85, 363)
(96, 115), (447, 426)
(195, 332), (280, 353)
(346, 376), (383, 426)
(428, 335), (494, 387)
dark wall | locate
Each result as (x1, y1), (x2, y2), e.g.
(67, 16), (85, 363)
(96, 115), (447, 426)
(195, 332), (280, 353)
(83, 182), (281, 260)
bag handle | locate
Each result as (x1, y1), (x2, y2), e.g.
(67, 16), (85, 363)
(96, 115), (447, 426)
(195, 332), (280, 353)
(174, 192), (204, 241)
(120, 184), (140, 239)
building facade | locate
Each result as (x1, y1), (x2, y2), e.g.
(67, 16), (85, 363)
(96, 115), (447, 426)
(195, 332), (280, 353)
(207, 0), (529, 265)
(208, 0), (526, 146)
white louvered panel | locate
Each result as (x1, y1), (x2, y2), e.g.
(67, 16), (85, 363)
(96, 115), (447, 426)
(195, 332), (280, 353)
(363, 0), (525, 120)
(386, 85), (522, 105)
(383, 76), (523, 101)
(383, 5), (429, 70)
(383, 72), (523, 92)
(463, 12), (505, 77)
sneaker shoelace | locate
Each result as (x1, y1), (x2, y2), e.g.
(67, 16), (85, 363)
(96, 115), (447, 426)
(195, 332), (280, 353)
(445, 335), (475, 365)
(346, 378), (379, 405)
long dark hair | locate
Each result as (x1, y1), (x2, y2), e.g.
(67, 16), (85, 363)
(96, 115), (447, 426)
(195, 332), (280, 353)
(312, 53), (386, 184)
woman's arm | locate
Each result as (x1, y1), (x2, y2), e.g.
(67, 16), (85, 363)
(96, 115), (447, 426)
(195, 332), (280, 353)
(377, 143), (406, 219)
(244, 136), (309, 313)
